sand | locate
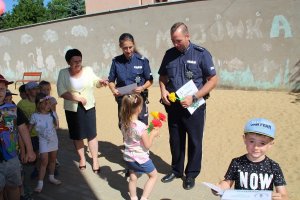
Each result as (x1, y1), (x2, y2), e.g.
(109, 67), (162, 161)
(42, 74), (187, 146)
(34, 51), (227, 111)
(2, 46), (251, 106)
(9, 85), (300, 200)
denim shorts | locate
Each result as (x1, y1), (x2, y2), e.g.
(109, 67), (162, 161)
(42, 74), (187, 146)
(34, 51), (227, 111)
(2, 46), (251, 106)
(125, 159), (156, 174)
(0, 157), (22, 189)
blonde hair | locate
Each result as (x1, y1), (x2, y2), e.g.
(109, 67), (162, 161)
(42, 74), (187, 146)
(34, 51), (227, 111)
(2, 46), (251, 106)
(120, 94), (143, 131)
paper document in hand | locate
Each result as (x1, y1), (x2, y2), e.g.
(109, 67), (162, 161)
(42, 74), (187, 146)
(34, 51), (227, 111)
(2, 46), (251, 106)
(221, 190), (272, 200)
(117, 83), (137, 95)
(202, 182), (224, 195)
(176, 80), (205, 115)
(202, 182), (272, 200)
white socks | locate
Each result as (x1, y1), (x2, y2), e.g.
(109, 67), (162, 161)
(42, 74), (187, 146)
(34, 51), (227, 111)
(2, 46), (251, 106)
(34, 180), (43, 193)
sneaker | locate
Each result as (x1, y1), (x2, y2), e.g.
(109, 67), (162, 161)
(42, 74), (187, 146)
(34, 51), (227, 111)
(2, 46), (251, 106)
(34, 187), (42, 193)
(49, 178), (62, 185)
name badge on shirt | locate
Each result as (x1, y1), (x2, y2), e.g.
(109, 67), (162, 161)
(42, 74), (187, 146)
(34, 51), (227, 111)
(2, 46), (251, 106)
(187, 60), (196, 64)
(134, 66), (143, 69)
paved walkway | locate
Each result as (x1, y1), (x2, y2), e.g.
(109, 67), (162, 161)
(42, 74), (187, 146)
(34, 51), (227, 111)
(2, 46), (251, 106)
(24, 128), (219, 200)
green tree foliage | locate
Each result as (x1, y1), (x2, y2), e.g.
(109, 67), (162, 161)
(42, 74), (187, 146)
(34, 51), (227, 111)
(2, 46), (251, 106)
(1, 0), (47, 29)
(46, 0), (69, 20)
(0, 0), (86, 30)
(68, 0), (85, 17)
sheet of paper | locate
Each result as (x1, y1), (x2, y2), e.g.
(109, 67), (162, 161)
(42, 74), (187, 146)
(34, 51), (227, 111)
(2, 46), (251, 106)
(176, 80), (205, 114)
(202, 182), (224, 195)
(221, 190), (272, 200)
(117, 83), (137, 95)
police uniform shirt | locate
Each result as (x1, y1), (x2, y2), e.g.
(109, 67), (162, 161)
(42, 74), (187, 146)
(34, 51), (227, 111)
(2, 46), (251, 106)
(158, 43), (216, 92)
(224, 155), (286, 190)
(108, 53), (153, 88)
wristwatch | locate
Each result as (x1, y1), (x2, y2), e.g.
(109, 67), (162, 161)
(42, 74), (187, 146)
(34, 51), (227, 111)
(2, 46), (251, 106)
(192, 94), (198, 103)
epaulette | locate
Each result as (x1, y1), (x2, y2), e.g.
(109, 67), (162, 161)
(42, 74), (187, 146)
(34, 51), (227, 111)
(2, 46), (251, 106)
(136, 54), (145, 60)
(193, 45), (205, 52)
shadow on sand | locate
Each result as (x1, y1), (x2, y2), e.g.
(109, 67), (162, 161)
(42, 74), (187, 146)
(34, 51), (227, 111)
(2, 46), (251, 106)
(97, 141), (171, 199)
(25, 128), (98, 200)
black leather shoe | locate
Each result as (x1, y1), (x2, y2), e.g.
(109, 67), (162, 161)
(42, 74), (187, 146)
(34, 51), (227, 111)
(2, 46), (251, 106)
(183, 177), (195, 190)
(161, 173), (179, 183)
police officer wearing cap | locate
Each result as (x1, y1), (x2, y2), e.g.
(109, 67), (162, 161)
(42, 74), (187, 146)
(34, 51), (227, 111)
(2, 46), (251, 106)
(108, 33), (153, 128)
(158, 22), (218, 190)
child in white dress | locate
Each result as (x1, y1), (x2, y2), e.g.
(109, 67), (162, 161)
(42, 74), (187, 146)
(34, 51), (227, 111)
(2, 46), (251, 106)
(29, 93), (61, 193)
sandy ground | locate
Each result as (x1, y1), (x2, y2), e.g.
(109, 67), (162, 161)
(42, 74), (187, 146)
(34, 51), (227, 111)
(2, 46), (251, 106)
(9, 85), (300, 200)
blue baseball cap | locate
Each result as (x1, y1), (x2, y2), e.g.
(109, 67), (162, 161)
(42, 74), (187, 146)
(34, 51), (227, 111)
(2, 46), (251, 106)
(5, 89), (17, 97)
(244, 118), (275, 139)
(25, 81), (39, 90)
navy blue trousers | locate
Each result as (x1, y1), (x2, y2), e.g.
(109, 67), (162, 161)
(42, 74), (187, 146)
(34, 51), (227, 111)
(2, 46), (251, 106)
(165, 102), (206, 178)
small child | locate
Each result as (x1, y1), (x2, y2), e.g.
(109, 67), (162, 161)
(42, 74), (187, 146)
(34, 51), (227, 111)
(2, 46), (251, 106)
(39, 80), (60, 168)
(120, 94), (160, 200)
(214, 118), (288, 200)
(39, 80), (57, 111)
(29, 93), (61, 193)
(17, 81), (40, 179)
(4, 89), (17, 104)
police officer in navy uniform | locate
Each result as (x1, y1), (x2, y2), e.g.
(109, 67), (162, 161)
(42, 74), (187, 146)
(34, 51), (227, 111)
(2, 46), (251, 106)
(108, 33), (153, 128)
(158, 22), (218, 190)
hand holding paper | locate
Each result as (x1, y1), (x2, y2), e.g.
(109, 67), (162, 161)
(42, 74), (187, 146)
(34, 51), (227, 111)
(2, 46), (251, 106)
(202, 182), (224, 196)
(175, 80), (205, 114)
(117, 83), (137, 96)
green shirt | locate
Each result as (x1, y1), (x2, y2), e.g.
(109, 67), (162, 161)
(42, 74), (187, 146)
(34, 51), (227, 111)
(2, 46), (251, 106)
(17, 99), (38, 137)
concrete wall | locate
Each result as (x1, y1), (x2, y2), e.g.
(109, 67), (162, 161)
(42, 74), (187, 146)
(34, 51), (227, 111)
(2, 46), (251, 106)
(0, 0), (299, 91)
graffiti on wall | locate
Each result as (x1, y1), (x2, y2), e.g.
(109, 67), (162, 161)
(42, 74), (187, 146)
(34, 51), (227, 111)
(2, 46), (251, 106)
(0, 9), (297, 90)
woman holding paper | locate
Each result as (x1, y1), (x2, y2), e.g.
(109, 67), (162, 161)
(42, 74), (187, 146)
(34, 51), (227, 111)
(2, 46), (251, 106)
(108, 33), (153, 128)
(57, 49), (107, 173)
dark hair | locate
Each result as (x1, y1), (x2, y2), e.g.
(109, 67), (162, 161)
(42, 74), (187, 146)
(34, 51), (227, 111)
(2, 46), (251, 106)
(119, 33), (141, 55)
(35, 92), (57, 126)
(19, 84), (26, 93)
(119, 33), (135, 45)
(170, 22), (189, 35)
(39, 80), (50, 87)
(120, 94), (143, 131)
(65, 49), (82, 63)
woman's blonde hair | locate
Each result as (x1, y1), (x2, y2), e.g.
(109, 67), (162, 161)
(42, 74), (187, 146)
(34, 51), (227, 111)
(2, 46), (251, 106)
(120, 94), (143, 130)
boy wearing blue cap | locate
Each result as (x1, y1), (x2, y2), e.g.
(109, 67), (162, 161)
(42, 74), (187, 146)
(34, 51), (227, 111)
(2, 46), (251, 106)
(214, 118), (288, 200)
